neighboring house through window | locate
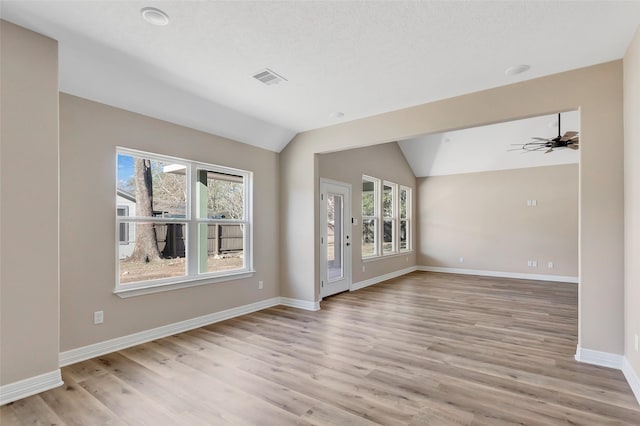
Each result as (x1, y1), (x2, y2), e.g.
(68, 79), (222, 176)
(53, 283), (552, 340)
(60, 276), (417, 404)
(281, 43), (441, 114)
(117, 205), (129, 244)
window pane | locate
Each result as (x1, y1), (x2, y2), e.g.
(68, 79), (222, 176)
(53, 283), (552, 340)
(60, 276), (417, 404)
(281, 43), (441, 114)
(199, 223), (245, 274)
(117, 153), (187, 218)
(327, 194), (343, 281)
(400, 188), (408, 219)
(383, 219), (394, 253)
(119, 222), (186, 284)
(197, 169), (244, 219)
(383, 183), (393, 218)
(362, 179), (376, 216)
(362, 218), (377, 257)
(400, 220), (408, 250)
(117, 206), (130, 243)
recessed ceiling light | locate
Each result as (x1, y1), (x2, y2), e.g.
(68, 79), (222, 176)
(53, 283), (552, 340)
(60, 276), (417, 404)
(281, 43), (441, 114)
(504, 64), (530, 76)
(330, 112), (345, 119)
(141, 7), (170, 26)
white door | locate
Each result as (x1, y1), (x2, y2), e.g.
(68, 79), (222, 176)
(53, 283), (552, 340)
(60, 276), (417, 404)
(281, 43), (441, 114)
(320, 179), (352, 298)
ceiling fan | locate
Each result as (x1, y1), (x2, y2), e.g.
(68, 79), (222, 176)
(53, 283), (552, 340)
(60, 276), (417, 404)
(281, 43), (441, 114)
(510, 113), (579, 153)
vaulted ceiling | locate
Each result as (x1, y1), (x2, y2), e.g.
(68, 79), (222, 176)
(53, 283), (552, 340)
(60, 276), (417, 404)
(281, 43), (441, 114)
(399, 111), (580, 177)
(2, 1), (639, 152)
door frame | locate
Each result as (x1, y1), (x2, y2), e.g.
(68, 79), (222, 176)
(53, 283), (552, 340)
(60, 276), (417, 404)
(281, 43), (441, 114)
(319, 178), (352, 299)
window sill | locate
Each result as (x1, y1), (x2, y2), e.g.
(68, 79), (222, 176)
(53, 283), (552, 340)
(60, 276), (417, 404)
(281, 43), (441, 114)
(362, 251), (414, 263)
(114, 270), (256, 298)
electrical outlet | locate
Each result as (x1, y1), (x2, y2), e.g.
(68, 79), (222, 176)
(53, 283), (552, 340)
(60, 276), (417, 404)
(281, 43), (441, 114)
(94, 311), (104, 325)
(635, 334), (638, 352)
(258, 280), (264, 290)
(362, 265), (366, 272)
(528, 260), (532, 267)
(459, 257), (464, 263)
(548, 261), (554, 269)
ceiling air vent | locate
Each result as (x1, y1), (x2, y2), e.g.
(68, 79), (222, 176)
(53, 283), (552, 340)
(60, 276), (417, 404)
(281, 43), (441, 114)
(252, 68), (287, 86)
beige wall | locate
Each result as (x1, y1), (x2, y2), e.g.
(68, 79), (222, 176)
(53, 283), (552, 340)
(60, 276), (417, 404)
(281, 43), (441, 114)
(318, 142), (417, 285)
(281, 61), (624, 354)
(0, 21), (60, 385)
(59, 94), (279, 351)
(417, 165), (578, 278)
(624, 27), (640, 375)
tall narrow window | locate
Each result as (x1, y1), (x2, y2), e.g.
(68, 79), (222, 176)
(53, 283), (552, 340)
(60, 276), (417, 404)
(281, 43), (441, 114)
(399, 186), (411, 251)
(362, 176), (379, 258)
(116, 148), (252, 293)
(383, 181), (397, 254)
(361, 175), (411, 259)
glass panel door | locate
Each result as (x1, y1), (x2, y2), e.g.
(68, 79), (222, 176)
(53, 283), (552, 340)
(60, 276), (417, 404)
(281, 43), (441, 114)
(327, 193), (343, 281)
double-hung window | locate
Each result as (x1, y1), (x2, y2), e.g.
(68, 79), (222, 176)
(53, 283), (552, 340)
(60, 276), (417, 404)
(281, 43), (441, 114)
(361, 176), (379, 258)
(115, 148), (252, 295)
(399, 186), (411, 251)
(382, 181), (397, 255)
(362, 175), (411, 258)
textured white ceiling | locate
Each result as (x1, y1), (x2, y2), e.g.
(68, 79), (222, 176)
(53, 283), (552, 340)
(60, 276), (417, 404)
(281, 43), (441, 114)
(398, 111), (580, 177)
(2, 1), (639, 152)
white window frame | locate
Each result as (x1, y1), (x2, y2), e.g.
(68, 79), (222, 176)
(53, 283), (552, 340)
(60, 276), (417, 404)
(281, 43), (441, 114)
(382, 181), (398, 255)
(361, 175), (380, 259)
(362, 176), (412, 260)
(399, 186), (411, 252)
(115, 147), (253, 298)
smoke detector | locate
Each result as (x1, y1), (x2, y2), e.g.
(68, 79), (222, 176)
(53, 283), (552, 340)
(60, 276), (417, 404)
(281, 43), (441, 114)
(252, 69), (288, 85)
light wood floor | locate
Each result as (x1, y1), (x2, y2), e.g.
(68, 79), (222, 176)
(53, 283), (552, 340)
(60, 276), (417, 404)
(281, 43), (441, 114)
(2, 272), (639, 425)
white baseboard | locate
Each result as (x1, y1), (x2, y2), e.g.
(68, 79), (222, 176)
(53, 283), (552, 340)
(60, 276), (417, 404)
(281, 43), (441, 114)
(574, 346), (624, 369)
(574, 347), (640, 406)
(418, 265), (578, 283)
(60, 297), (283, 366)
(622, 357), (640, 406)
(279, 297), (320, 311)
(0, 369), (63, 406)
(351, 266), (418, 291)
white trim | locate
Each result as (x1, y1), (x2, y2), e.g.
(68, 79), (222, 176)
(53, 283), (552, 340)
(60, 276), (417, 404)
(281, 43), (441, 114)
(622, 357), (640, 405)
(0, 370), (63, 406)
(279, 297), (321, 311)
(114, 271), (256, 298)
(418, 265), (578, 283)
(60, 297), (321, 367)
(60, 297), (281, 366)
(574, 346), (624, 369)
(115, 146), (253, 295)
(319, 179), (352, 298)
(351, 266), (418, 291)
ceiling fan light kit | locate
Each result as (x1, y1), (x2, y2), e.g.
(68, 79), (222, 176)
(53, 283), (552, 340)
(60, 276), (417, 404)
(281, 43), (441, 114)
(510, 113), (579, 153)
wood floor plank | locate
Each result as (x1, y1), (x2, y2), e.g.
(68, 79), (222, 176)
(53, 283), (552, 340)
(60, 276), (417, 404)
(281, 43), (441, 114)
(2, 271), (638, 425)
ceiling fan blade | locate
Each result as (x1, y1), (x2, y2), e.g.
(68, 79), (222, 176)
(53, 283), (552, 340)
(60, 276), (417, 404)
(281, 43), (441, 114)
(568, 144), (579, 150)
(560, 131), (578, 142)
(545, 148), (554, 154)
(532, 137), (551, 141)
